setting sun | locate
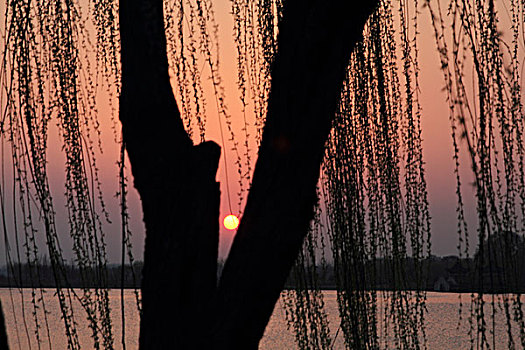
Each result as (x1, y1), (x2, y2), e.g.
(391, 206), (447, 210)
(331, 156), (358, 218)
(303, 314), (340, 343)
(223, 214), (240, 230)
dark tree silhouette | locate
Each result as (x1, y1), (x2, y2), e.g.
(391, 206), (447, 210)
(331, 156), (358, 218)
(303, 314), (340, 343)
(0, 302), (8, 350)
(119, 0), (378, 348)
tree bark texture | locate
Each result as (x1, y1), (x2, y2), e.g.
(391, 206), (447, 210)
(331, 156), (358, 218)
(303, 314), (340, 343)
(119, 0), (378, 349)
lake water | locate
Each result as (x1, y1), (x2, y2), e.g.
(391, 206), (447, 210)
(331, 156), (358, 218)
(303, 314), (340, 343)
(1, 289), (523, 349)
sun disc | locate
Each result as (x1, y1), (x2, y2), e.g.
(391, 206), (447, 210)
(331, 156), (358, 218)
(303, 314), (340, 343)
(223, 214), (239, 230)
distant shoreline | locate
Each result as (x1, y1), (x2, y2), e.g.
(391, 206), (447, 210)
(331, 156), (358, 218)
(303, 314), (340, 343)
(2, 253), (524, 294)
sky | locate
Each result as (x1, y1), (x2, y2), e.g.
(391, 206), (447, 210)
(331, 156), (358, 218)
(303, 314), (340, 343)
(204, 0), (481, 259)
(1, 0), (522, 265)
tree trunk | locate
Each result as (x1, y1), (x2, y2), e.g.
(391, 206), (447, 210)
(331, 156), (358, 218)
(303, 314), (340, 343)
(118, 0), (377, 348)
(0, 301), (8, 350)
(119, 0), (220, 348)
(212, 1), (377, 348)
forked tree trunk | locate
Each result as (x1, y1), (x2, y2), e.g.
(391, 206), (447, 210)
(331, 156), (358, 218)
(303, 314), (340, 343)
(119, 0), (377, 349)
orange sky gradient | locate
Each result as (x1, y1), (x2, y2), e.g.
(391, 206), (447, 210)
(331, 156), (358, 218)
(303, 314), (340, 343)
(2, 0), (522, 264)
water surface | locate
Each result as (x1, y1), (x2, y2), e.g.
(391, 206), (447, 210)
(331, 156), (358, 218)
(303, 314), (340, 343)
(1, 289), (522, 349)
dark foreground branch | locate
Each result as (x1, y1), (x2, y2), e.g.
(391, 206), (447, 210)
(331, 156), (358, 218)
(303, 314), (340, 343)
(119, 0), (220, 348)
(0, 301), (8, 350)
(213, 1), (378, 348)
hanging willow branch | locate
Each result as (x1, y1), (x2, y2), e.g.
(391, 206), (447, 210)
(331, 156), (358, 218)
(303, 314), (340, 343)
(321, 4), (431, 348)
(426, 0), (525, 348)
(237, 0), (431, 349)
(2, 0), (121, 347)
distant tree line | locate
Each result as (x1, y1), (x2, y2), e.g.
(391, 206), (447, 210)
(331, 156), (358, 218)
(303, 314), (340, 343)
(284, 256), (524, 293)
(0, 260), (143, 289)
(3, 237), (524, 292)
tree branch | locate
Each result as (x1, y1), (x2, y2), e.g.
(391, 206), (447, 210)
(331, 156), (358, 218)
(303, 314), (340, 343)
(213, 1), (378, 348)
(0, 301), (8, 350)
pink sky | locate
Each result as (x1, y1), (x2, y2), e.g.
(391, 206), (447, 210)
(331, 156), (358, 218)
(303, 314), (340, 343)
(2, 0), (521, 265)
(45, 0), (483, 261)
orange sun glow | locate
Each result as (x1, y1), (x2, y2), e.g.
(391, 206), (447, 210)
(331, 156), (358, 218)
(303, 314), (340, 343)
(223, 214), (239, 230)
